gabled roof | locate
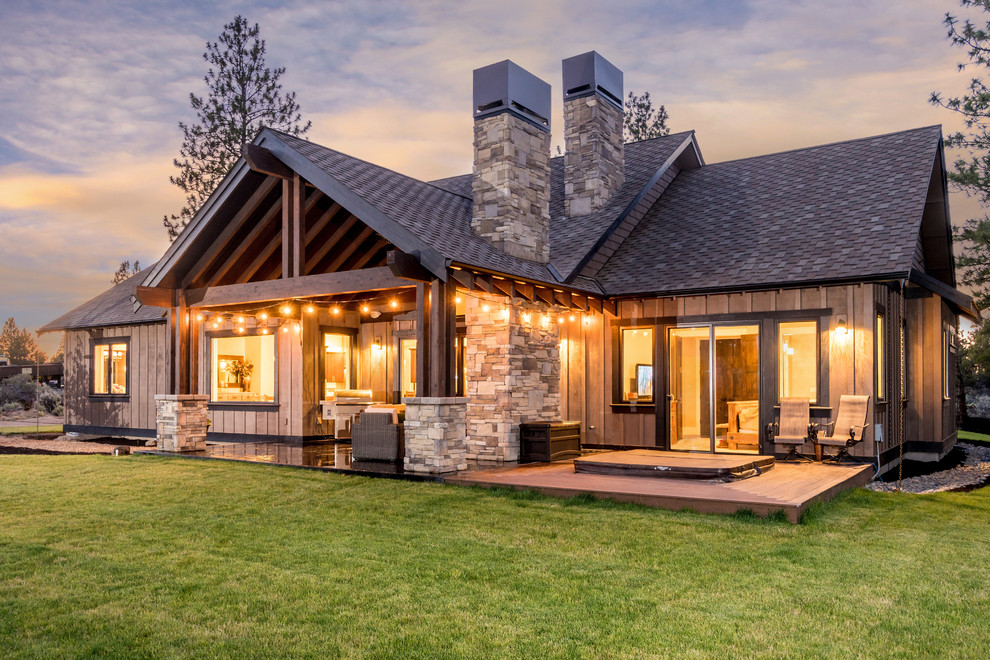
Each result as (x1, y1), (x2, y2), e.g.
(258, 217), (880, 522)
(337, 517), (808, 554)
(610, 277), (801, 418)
(39, 264), (164, 333)
(596, 125), (948, 296)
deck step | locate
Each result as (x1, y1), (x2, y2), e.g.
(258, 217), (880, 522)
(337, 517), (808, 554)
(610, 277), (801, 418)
(573, 449), (775, 481)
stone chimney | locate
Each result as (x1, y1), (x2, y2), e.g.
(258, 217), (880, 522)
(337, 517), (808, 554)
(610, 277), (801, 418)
(471, 60), (552, 263)
(562, 51), (624, 217)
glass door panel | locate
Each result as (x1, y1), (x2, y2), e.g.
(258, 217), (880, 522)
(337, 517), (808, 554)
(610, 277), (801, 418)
(713, 325), (760, 454)
(669, 327), (711, 451)
(669, 324), (760, 454)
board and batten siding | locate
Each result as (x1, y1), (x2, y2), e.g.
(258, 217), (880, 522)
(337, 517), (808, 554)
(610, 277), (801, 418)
(64, 322), (167, 434)
(558, 283), (954, 461)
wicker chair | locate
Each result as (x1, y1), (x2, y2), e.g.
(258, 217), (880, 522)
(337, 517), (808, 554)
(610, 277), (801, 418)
(767, 397), (814, 461)
(815, 395), (870, 463)
(351, 412), (404, 462)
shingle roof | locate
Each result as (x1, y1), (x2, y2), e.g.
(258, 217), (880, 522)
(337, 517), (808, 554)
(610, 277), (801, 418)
(596, 126), (943, 296)
(39, 264), (165, 333)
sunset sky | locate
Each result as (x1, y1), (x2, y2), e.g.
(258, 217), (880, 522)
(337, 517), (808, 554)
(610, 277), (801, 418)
(0, 0), (982, 355)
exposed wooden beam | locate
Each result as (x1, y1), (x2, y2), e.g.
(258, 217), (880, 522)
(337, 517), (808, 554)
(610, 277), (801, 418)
(243, 143), (292, 179)
(603, 299), (617, 315)
(554, 290), (572, 308)
(238, 229), (283, 284)
(587, 297), (603, 314)
(492, 278), (514, 298)
(325, 226), (374, 273)
(514, 282), (534, 302)
(135, 286), (177, 308)
(206, 197), (284, 286)
(282, 174), (304, 278)
(387, 249), (435, 283)
(450, 269), (474, 290)
(473, 273), (493, 293)
(181, 177), (280, 289)
(304, 214), (358, 274)
(186, 266), (412, 308)
(303, 201), (341, 245)
(349, 237), (389, 271)
(535, 287), (554, 305)
(571, 294), (588, 311)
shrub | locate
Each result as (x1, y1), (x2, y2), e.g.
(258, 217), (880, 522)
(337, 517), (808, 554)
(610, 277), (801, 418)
(36, 384), (63, 415)
(0, 374), (37, 410)
(0, 402), (22, 415)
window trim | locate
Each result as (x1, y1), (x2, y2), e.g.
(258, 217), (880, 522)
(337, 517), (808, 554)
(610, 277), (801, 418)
(90, 337), (130, 399)
(207, 328), (279, 405)
(943, 327), (955, 401)
(319, 325), (357, 402)
(616, 324), (656, 405)
(876, 310), (887, 403)
(777, 319), (820, 404)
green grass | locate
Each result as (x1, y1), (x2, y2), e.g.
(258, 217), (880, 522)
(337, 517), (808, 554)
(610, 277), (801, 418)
(0, 456), (987, 658)
(959, 429), (990, 447)
(0, 425), (62, 435)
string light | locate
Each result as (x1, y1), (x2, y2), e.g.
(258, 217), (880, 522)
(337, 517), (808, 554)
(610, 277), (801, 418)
(455, 296), (462, 304)
(522, 312), (531, 323)
(361, 304), (370, 314)
(294, 323), (301, 332)
(390, 299), (398, 309)
(569, 314), (576, 322)
(482, 304), (490, 313)
(259, 312), (268, 321)
(332, 306), (340, 316)
(236, 326), (244, 334)
(282, 326), (289, 333)
(305, 304), (315, 314)
(235, 316), (244, 324)
(280, 304), (292, 315)
(196, 313), (205, 322)
(260, 328), (269, 335)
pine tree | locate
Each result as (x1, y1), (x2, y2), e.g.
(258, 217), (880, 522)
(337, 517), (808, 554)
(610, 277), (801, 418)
(0, 318), (46, 365)
(164, 15), (311, 241)
(111, 259), (141, 285)
(931, 1), (990, 308)
(623, 91), (670, 143)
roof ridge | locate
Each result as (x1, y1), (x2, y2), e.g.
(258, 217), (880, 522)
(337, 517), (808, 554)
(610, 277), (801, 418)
(704, 125), (942, 168)
(267, 128), (472, 201)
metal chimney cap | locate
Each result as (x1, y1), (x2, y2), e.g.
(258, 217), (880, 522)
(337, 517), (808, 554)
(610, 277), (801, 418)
(562, 50), (623, 109)
(473, 60), (551, 131)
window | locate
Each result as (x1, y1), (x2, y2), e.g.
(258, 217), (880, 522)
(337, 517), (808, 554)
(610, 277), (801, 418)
(620, 327), (653, 403)
(211, 333), (275, 403)
(943, 328), (955, 400)
(876, 313), (886, 401)
(400, 338), (417, 398)
(93, 340), (127, 395)
(322, 331), (352, 399)
(778, 321), (817, 402)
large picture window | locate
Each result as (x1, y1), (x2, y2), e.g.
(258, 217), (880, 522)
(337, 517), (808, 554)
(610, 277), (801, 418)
(620, 327), (653, 403)
(93, 340), (128, 395)
(211, 333), (275, 403)
(778, 320), (817, 402)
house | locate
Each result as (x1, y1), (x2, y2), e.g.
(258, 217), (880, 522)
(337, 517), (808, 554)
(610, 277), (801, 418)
(40, 51), (974, 475)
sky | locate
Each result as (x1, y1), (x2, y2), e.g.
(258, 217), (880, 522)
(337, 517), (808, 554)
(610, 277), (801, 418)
(0, 0), (984, 355)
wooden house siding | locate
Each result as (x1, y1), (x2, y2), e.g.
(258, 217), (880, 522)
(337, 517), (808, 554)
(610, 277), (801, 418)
(558, 282), (956, 465)
(63, 323), (167, 435)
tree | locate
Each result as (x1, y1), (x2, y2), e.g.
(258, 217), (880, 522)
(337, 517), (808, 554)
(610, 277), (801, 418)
(931, 1), (990, 308)
(624, 91), (670, 143)
(50, 335), (64, 365)
(111, 259), (141, 285)
(0, 318), (46, 365)
(164, 15), (311, 241)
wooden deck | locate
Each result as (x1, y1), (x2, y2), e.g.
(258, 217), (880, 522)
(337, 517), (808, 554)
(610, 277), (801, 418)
(448, 457), (873, 523)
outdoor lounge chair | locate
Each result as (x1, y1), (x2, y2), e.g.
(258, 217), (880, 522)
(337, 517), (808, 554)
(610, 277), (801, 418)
(767, 397), (814, 462)
(815, 395), (870, 463)
(351, 411), (404, 462)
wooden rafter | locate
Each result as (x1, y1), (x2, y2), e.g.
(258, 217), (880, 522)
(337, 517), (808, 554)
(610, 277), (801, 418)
(348, 237), (390, 271)
(303, 213), (358, 274)
(324, 225), (375, 273)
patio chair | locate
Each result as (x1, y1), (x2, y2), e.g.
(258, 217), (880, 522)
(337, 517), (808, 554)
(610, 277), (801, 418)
(815, 395), (870, 463)
(767, 397), (814, 462)
(351, 411), (404, 462)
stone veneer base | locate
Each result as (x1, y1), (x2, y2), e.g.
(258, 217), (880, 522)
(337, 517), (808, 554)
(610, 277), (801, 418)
(155, 394), (210, 452)
(402, 397), (470, 474)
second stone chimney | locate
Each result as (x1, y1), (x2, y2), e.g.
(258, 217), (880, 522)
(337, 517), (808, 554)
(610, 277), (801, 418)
(471, 60), (552, 263)
(562, 51), (624, 217)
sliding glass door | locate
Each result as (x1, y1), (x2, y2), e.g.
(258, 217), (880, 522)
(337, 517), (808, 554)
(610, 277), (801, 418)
(668, 324), (760, 454)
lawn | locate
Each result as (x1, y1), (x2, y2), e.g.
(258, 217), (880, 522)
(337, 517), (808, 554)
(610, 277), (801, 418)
(0, 456), (987, 658)
(0, 425), (62, 435)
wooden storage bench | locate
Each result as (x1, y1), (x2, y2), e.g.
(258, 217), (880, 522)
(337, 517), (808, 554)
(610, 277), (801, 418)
(519, 421), (582, 463)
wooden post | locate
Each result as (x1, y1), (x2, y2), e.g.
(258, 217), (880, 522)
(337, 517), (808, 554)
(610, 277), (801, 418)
(416, 282), (431, 397)
(177, 291), (192, 395)
(428, 279), (457, 397)
(282, 174), (303, 278)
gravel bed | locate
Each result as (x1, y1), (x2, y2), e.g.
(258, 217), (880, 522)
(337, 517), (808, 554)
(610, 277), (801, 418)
(866, 443), (990, 493)
(0, 435), (120, 455)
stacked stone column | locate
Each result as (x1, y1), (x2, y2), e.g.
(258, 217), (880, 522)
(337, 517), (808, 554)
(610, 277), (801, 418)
(464, 293), (561, 461)
(154, 394), (210, 452)
(403, 397), (469, 474)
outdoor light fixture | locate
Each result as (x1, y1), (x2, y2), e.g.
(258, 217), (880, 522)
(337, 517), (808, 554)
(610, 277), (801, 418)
(372, 337), (383, 351)
(281, 304), (292, 315)
(332, 306), (340, 315)
(361, 304), (370, 314)
(482, 303), (490, 313)
(569, 314), (576, 322)
(294, 323), (301, 332)
(260, 328), (269, 335)
(196, 313), (205, 322)
(522, 312), (531, 323)
(235, 316), (244, 324)
(836, 318), (848, 336)
(305, 305), (315, 314)
(455, 296), (462, 304)
(282, 326), (289, 333)
(258, 312), (268, 321)
(558, 316), (565, 324)
(236, 327), (244, 334)
(391, 299), (398, 309)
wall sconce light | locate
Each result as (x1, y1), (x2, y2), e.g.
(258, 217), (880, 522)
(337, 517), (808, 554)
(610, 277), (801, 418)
(372, 337), (383, 351)
(522, 312), (531, 324)
(482, 303), (490, 313)
(835, 317), (848, 336)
